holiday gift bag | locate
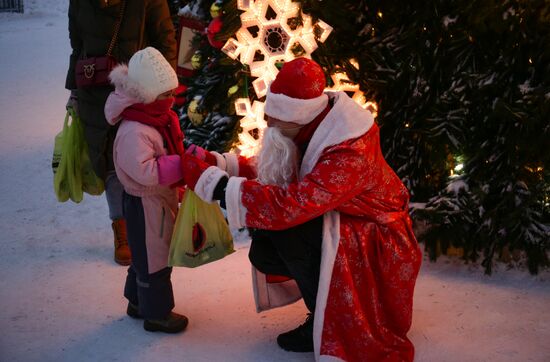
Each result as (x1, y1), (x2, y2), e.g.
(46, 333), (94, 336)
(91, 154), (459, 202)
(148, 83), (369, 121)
(169, 189), (234, 268)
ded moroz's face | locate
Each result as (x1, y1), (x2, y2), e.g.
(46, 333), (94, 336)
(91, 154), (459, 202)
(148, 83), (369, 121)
(265, 115), (304, 139)
(265, 116), (301, 129)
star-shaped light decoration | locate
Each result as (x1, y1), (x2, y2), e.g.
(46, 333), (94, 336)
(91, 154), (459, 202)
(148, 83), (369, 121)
(325, 60), (378, 118)
(225, 0), (332, 155)
(222, 0), (332, 98)
(234, 98), (267, 157)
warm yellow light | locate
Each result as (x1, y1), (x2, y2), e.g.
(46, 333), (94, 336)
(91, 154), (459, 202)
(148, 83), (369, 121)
(234, 98), (266, 157)
(325, 67), (378, 117)
(377, 11), (383, 18)
(222, 0), (332, 98)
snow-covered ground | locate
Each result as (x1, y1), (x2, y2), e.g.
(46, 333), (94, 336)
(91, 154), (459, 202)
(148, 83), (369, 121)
(1, 2), (549, 361)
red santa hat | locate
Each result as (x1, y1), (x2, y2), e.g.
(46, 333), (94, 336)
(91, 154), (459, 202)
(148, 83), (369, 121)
(264, 57), (329, 125)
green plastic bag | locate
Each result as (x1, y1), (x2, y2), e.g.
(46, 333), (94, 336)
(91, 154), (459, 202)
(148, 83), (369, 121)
(168, 189), (234, 268)
(53, 108), (104, 203)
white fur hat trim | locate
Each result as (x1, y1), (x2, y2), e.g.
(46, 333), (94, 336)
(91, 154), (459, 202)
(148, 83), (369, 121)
(264, 87), (329, 125)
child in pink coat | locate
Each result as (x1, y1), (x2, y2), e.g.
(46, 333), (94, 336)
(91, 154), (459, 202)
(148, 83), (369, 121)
(104, 47), (187, 333)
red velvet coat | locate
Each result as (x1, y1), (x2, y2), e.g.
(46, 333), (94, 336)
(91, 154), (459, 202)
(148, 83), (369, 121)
(196, 92), (422, 361)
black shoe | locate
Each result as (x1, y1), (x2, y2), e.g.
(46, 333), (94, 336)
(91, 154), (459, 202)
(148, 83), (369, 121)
(277, 313), (314, 352)
(143, 312), (189, 334)
(127, 302), (141, 319)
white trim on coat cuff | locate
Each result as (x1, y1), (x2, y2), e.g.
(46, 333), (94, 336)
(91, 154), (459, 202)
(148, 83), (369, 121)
(223, 152), (239, 176)
(226, 176), (247, 229)
(210, 151), (227, 171)
(194, 166), (228, 203)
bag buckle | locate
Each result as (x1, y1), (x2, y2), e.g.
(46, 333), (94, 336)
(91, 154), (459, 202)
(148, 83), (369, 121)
(84, 64), (95, 79)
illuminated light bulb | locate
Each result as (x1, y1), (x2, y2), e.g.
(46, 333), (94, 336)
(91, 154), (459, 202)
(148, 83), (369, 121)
(364, 101), (378, 118)
(377, 11), (383, 18)
(454, 163), (464, 172)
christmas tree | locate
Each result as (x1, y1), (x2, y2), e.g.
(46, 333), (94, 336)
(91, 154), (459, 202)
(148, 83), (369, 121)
(174, 0), (549, 274)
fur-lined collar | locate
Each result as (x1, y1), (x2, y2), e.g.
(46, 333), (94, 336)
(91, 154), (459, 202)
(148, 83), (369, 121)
(299, 91), (375, 179)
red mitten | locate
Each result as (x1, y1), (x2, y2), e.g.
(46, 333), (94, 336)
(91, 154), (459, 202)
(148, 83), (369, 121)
(186, 144), (217, 166)
(181, 153), (211, 191)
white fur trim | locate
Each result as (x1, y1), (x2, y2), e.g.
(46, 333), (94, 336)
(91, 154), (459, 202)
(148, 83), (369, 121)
(264, 88), (329, 125)
(223, 152), (239, 177)
(225, 177), (247, 229)
(108, 64), (129, 90)
(194, 166), (228, 203)
(109, 64), (150, 104)
(313, 211), (341, 360)
(251, 266), (302, 313)
(210, 151), (227, 171)
(300, 92), (375, 179)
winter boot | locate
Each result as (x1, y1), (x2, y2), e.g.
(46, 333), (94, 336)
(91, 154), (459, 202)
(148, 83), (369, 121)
(277, 313), (314, 352)
(112, 218), (131, 266)
(143, 312), (189, 333)
(127, 302), (141, 319)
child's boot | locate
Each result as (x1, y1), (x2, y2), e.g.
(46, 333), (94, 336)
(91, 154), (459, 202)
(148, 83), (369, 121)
(144, 312), (189, 333)
(112, 218), (131, 266)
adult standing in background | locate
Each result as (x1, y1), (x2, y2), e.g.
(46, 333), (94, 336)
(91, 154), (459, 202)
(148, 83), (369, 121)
(65, 0), (177, 265)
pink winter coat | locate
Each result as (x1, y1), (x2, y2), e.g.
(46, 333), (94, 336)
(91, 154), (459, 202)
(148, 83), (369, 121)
(105, 90), (178, 273)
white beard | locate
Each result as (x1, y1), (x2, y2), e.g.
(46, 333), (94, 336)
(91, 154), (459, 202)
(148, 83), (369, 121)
(256, 127), (299, 188)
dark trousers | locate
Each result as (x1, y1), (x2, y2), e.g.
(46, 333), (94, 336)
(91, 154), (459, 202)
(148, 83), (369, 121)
(123, 192), (174, 319)
(248, 216), (323, 313)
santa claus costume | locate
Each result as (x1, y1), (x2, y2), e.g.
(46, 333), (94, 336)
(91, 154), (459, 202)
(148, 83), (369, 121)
(182, 58), (422, 361)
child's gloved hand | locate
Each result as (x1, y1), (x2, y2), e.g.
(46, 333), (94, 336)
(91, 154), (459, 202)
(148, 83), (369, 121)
(185, 144), (217, 166)
(180, 153), (211, 191)
(157, 154), (183, 186)
(181, 153), (229, 203)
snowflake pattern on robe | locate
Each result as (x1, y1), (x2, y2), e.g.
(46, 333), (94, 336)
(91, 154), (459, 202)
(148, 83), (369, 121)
(232, 124), (422, 360)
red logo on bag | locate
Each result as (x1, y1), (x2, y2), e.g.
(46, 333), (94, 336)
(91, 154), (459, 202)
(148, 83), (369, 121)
(192, 223), (206, 252)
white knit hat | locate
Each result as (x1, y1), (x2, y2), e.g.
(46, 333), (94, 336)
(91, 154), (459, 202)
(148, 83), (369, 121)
(127, 47), (178, 104)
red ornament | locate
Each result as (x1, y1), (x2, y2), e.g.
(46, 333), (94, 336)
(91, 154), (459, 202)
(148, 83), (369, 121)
(174, 84), (188, 108)
(207, 17), (225, 49)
